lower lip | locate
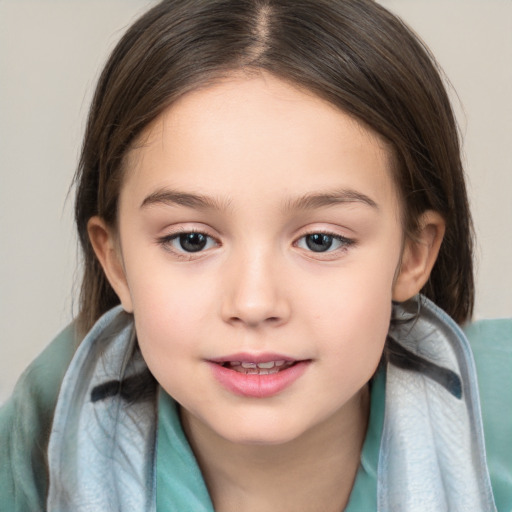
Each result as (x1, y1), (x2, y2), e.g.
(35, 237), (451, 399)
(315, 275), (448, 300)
(208, 361), (310, 398)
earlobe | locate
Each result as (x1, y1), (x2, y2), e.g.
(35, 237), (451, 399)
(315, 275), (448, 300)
(87, 216), (134, 313)
(392, 210), (446, 302)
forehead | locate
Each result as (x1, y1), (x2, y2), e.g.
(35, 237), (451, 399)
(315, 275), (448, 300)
(122, 72), (398, 213)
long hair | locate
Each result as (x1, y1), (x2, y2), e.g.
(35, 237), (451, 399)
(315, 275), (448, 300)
(75, 0), (473, 335)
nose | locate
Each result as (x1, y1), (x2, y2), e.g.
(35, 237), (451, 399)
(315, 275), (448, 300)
(220, 248), (291, 328)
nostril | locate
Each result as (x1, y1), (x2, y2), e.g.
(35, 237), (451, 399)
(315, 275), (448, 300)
(228, 314), (282, 326)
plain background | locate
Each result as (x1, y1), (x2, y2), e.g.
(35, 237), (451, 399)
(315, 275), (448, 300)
(0, 0), (511, 403)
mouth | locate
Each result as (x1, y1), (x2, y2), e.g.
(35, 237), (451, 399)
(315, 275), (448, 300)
(216, 360), (296, 375)
(208, 355), (310, 398)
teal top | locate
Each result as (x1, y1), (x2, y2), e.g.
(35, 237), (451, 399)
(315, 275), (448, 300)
(155, 369), (385, 511)
(464, 319), (512, 511)
(1, 319), (511, 511)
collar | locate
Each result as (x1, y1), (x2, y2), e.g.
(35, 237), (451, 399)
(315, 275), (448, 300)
(47, 296), (496, 511)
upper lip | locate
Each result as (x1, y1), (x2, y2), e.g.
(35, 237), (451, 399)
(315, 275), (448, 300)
(208, 352), (299, 364)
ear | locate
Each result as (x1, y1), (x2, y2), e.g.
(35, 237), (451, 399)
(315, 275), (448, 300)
(87, 216), (133, 313)
(392, 210), (445, 302)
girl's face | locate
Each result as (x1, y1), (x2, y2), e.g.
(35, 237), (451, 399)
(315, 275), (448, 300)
(97, 73), (425, 445)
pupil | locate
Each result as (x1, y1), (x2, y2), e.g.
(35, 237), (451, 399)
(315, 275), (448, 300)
(306, 233), (333, 252)
(180, 233), (207, 252)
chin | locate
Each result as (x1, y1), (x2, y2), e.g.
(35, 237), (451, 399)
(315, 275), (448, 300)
(213, 417), (312, 447)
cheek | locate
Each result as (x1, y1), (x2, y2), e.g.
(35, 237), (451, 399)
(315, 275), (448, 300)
(123, 257), (219, 369)
(131, 282), (213, 401)
(309, 290), (391, 401)
(312, 288), (391, 361)
(298, 246), (398, 369)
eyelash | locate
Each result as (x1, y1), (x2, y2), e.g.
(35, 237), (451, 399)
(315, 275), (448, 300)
(156, 229), (220, 260)
(156, 229), (356, 259)
(294, 231), (355, 256)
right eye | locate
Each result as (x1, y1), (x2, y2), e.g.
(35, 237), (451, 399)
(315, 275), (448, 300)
(159, 231), (218, 253)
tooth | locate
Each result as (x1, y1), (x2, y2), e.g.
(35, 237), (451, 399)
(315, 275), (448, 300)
(257, 361), (275, 369)
(241, 362), (257, 369)
(268, 368), (279, 374)
(259, 369), (270, 375)
(229, 361), (241, 366)
(247, 368), (258, 374)
(275, 360), (285, 367)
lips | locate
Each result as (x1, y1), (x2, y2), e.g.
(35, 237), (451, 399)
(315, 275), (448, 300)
(219, 360), (294, 375)
(208, 354), (309, 398)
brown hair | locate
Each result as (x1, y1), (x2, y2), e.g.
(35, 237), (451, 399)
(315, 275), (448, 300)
(75, 0), (474, 335)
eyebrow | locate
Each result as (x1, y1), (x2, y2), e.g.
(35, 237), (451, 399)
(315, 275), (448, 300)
(140, 188), (232, 211)
(283, 188), (378, 211)
(140, 187), (378, 212)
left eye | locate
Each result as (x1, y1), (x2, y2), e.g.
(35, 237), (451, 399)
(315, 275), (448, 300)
(296, 233), (352, 253)
(165, 232), (217, 253)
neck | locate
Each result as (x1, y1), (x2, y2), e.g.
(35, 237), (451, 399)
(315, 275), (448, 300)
(181, 385), (370, 512)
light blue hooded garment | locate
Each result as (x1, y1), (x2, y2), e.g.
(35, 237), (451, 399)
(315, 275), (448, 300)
(43, 296), (500, 511)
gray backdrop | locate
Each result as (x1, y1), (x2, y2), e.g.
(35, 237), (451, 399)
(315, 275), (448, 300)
(1, 0), (511, 402)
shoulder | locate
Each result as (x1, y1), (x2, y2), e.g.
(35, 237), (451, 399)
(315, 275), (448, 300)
(463, 318), (512, 512)
(0, 323), (79, 511)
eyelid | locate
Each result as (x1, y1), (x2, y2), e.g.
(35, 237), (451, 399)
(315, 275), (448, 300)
(156, 226), (221, 259)
(154, 224), (356, 261)
(295, 230), (354, 247)
(293, 228), (356, 258)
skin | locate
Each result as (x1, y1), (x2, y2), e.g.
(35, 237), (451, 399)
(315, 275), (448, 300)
(89, 73), (445, 511)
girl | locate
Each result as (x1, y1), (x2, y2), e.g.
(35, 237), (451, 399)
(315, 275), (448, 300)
(1, 1), (510, 511)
